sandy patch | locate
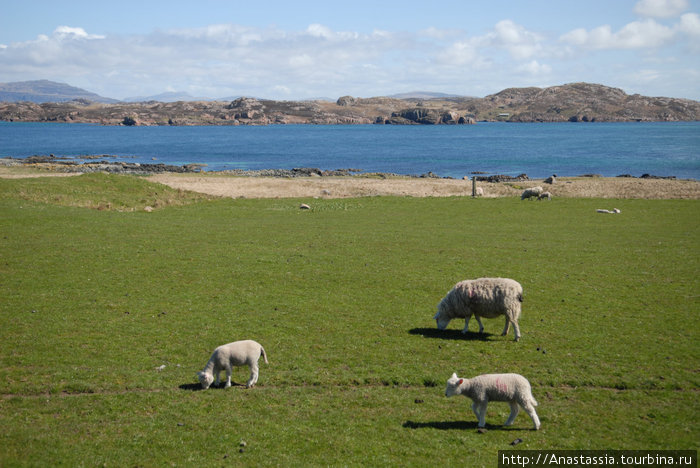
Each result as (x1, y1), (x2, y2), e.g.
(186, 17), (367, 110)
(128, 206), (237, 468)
(0, 166), (81, 179)
(148, 174), (700, 200)
(2, 164), (698, 199)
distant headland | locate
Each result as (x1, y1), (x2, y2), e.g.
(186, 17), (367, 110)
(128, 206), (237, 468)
(0, 80), (698, 125)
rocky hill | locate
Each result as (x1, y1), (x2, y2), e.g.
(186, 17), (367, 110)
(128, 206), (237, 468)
(481, 83), (699, 122)
(0, 82), (697, 125)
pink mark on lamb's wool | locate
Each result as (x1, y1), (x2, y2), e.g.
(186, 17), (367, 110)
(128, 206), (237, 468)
(495, 378), (508, 393)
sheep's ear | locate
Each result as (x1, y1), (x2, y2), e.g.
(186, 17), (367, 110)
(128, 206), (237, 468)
(451, 372), (458, 379)
(457, 379), (463, 386)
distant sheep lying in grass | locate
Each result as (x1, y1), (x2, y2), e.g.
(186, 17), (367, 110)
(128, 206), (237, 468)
(434, 277), (524, 341)
(521, 186), (543, 200)
(597, 208), (621, 214)
(445, 372), (541, 430)
(198, 340), (268, 389)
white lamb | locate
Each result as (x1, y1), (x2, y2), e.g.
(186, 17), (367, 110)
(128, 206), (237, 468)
(197, 340), (268, 389)
(434, 277), (524, 341)
(521, 186), (543, 200)
(445, 372), (541, 430)
(538, 191), (552, 200)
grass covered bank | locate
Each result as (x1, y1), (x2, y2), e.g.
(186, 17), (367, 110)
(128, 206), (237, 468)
(1, 174), (698, 466)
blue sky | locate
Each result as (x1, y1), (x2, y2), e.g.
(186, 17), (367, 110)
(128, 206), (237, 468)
(1, 0), (699, 100)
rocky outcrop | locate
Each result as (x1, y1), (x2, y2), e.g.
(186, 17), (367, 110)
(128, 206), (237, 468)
(0, 155), (205, 174)
(336, 96), (357, 106)
(0, 83), (697, 125)
(389, 108), (476, 125)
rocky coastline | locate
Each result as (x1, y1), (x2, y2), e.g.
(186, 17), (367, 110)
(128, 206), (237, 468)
(0, 155), (682, 182)
(1, 83), (697, 126)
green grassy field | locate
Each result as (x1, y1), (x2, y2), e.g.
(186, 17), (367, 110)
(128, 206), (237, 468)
(1, 173), (698, 466)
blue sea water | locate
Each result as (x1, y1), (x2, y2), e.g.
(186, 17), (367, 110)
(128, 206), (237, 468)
(0, 121), (698, 179)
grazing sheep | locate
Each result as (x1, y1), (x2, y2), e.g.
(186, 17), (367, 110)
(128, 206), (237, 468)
(475, 187), (484, 197)
(538, 191), (552, 200)
(197, 340), (268, 389)
(445, 372), (540, 430)
(434, 277), (524, 341)
(521, 186), (543, 200)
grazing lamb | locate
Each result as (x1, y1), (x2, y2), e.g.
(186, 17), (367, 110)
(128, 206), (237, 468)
(521, 186), (543, 200)
(197, 340), (268, 389)
(538, 191), (551, 200)
(434, 277), (524, 341)
(445, 372), (540, 430)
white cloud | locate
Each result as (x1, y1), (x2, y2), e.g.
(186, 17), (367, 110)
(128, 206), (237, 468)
(53, 26), (105, 40)
(436, 20), (544, 66)
(0, 17), (697, 100)
(488, 20), (544, 60)
(678, 12), (700, 36)
(561, 19), (675, 49)
(306, 23), (333, 39)
(437, 39), (480, 66)
(634, 0), (689, 18)
(517, 60), (552, 76)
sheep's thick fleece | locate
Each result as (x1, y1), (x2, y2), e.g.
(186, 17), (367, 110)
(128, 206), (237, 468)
(198, 340), (268, 389)
(445, 372), (541, 430)
(434, 277), (523, 341)
(521, 186), (544, 200)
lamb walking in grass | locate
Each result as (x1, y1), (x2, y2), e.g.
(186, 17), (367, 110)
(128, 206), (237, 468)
(197, 340), (268, 389)
(445, 372), (541, 430)
(434, 277), (524, 341)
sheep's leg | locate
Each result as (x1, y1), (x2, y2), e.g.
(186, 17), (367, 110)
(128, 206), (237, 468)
(511, 320), (521, 342)
(462, 315), (471, 334)
(224, 366), (232, 388)
(501, 316), (511, 336)
(475, 316), (485, 334)
(246, 362), (259, 388)
(522, 402), (541, 430)
(214, 370), (220, 387)
(476, 401), (488, 428)
(505, 401), (520, 426)
(471, 402), (480, 421)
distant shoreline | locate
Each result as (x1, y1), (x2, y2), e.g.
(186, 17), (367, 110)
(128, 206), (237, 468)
(0, 156), (690, 182)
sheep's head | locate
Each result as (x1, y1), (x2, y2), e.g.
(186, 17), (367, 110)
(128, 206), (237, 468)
(434, 303), (451, 330)
(445, 372), (464, 397)
(197, 371), (214, 389)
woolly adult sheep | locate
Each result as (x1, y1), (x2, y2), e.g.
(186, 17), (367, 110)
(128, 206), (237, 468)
(434, 277), (523, 341)
(197, 340), (268, 389)
(521, 186), (543, 200)
(445, 372), (540, 430)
